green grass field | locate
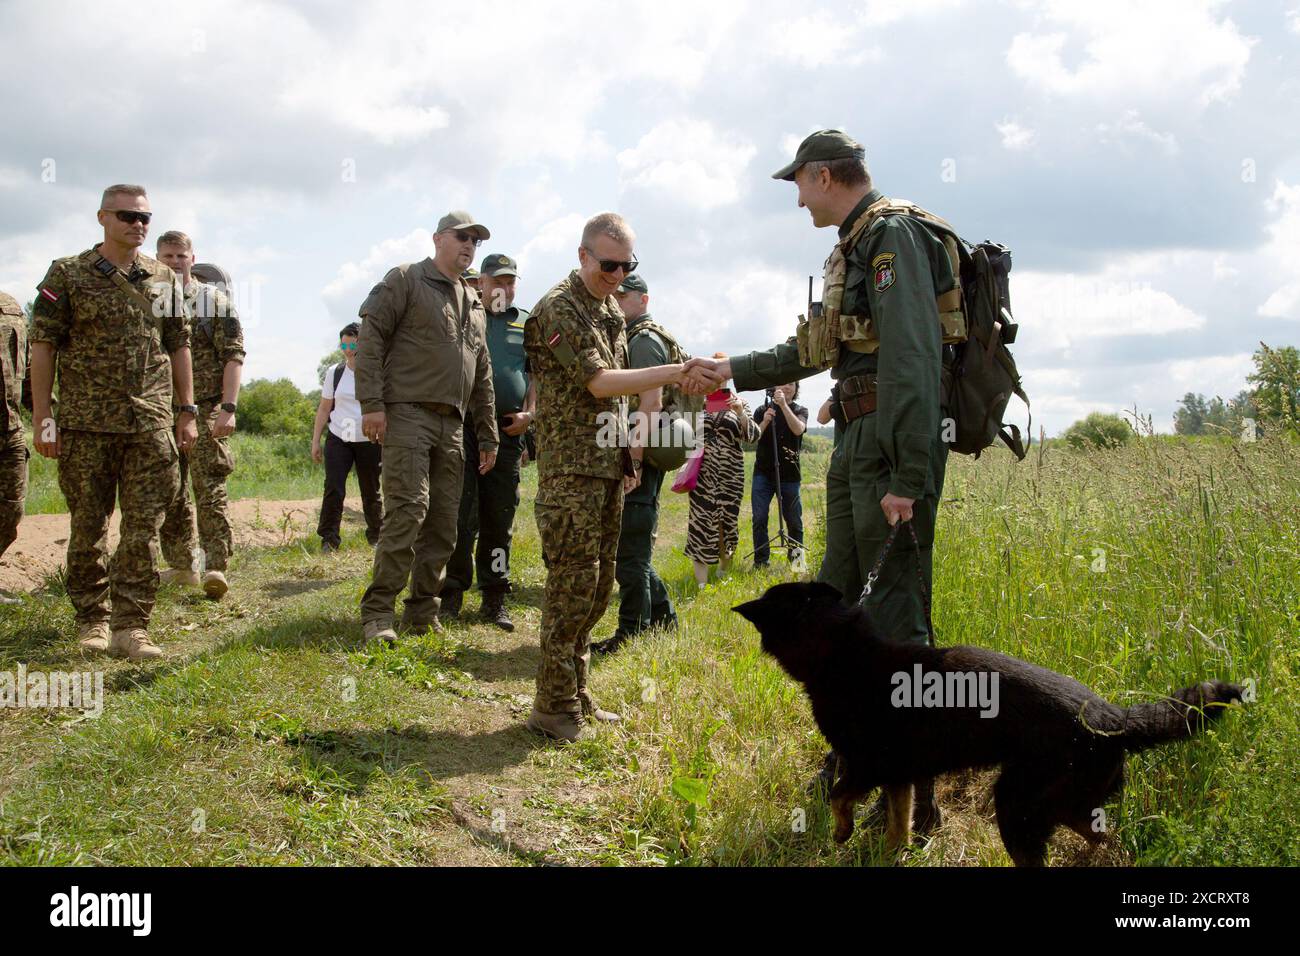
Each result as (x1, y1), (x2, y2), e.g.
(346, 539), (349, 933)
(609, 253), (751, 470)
(0, 433), (1294, 866)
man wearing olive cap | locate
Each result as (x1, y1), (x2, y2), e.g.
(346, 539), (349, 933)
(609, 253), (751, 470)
(443, 252), (535, 631)
(354, 210), (499, 644)
(685, 130), (954, 832)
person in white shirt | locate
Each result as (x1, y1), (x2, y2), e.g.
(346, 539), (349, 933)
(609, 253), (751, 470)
(312, 323), (383, 552)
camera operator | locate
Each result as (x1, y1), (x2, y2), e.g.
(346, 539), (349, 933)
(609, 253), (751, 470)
(752, 382), (807, 568)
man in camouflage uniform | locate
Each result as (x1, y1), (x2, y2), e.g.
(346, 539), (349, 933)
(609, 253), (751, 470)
(0, 290), (31, 604)
(685, 131), (952, 832)
(155, 234), (244, 600)
(523, 213), (720, 743)
(355, 211), (498, 643)
(442, 253), (535, 631)
(592, 273), (679, 656)
(30, 184), (197, 660)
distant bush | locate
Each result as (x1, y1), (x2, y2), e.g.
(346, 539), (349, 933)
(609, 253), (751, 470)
(1062, 412), (1133, 451)
(238, 378), (315, 441)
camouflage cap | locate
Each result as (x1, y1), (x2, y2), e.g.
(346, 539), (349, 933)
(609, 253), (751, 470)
(771, 129), (865, 181)
(436, 210), (490, 240)
(617, 274), (648, 294)
(191, 262), (232, 287)
(480, 253), (519, 278)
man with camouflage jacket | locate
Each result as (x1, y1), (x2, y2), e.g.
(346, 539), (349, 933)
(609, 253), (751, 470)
(30, 184), (197, 660)
(0, 289), (31, 603)
(156, 233), (244, 601)
(522, 212), (721, 744)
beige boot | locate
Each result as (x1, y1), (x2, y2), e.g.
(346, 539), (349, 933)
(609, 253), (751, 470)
(525, 707), (589, 744)
(202, 570), (229, 600)
(585, 705), (622, 724)
(160, 568), (201, 587)
(109, 628), (163, 661)
(78, 621), (111, 655)
(363, 619), (398, 646)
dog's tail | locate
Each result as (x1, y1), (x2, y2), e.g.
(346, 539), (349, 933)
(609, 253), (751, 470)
(1121, 681), (1243, 752)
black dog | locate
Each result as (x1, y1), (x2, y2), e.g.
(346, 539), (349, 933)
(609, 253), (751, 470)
(733, 581), (1243, 866)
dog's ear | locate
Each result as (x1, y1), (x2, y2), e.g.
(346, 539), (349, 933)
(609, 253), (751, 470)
(806, 581), (844, 604)
(732, 598), (769, 629)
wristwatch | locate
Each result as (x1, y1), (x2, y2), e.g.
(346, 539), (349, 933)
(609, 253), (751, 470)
(631, 458), (644, 474)
(176, 404), (198, 416)
(220, 402), (238, 413)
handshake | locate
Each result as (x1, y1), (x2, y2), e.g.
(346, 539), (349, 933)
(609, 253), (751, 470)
(676, 355), (733, 395)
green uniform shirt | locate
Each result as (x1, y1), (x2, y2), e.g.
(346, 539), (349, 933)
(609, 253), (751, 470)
(626, 312), (670, 370)
(524, 269), (628, 482)
(0, 291), (28, 434)
(30, 248), (190, 434)
(485, 305), (529, 415)
(731, 189), (955, 498)
(354, 256), (498, 450)
(186, 278), (245, 403)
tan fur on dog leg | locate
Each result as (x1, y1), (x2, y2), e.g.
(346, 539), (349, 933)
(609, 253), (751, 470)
(831, 794), (857, 844)
(884, 783), (913, 856)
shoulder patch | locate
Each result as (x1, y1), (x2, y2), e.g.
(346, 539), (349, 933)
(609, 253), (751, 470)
(545, 329), (578, 367)
(872, 252), (896, 293)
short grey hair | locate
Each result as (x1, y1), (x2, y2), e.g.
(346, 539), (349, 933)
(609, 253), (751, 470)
(101, 183), (148, 208)
(803, 156), (871, 189)
(582, 212), (635, 248)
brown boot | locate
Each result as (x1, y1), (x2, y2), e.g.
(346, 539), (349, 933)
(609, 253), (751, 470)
(525, 707), (589, 744)
(363, 620), (398, 646)
(201, 570), (229, 600)
(439, 588), (462, 620)
(78, 621), (111, 655)
(109, 628), (162, 661)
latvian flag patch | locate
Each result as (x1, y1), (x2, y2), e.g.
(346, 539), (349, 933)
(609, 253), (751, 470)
(40, 287), (59, 303)
(547, 332), (561, 347)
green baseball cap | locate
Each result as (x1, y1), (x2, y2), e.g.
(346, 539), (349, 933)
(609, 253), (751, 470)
(618, 274), (648, 294)
(436, 210), (490, 240)
(480, 253), (519, 278)
(771, 129), (865, 181)
(462, 267), (479, 280)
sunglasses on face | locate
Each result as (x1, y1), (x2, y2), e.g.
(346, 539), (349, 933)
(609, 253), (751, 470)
(340, 342), (358, 350)
(103, 209), (152, 226)
(582, 246), (638, 275)
(447, 230), (482, 247)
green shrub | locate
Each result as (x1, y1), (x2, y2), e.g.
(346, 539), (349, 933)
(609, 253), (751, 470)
(1061, 412), (1133, 450)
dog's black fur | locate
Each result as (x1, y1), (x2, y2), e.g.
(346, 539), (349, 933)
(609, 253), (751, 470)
(734, 581), (1243, 866)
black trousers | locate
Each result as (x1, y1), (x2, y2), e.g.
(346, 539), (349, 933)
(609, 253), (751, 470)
(317, 430), (383, 547)
(445, 421), (523, 594)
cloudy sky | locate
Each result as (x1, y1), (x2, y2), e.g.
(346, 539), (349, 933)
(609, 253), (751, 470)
(1, 0), (1296, 436)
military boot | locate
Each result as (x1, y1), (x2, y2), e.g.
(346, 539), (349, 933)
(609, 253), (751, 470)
(591, 632), (631, 656)
(109, 628), (162, 661)
(439, 588), (463, 620)
(397, 615), (442, 636)
(911, 777), (942, 836)
(525, 707), (589, 744)
(363, 620), (398, 646)
(480, 589), (514, 632)
(78, 621), (111, 655)
(202, 570), (229, 600)
(583, 703), (622, 724)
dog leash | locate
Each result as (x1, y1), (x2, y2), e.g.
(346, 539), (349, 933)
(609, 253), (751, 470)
(858, 519), (936, 647)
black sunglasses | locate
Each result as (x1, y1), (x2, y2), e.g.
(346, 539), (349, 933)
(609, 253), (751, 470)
(104, 209), (152, 225)
(583, 246), (638, 275)
(448, 230), (482, 247)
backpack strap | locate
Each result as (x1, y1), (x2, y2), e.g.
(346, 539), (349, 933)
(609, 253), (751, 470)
(89, 252), (170, 342)
(330, 362), (345, 413)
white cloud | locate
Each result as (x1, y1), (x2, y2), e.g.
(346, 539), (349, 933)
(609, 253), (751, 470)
(1095, 110), (1179, 156)
(1289, 7), (1300, 33)
(1258, 180), (1300, 321)
(766, 14), (881, 68)
(1006, 0), (1255, 106)
(1212, 255), (1239, 282)
(862, 0), (966, 25)
(1166, 353), (1254, 398)
(618, 120), (757, 210)
(1013, 266), (1205, 346)
(321, 228), (434, 324)
(996, 119), (1037, 150)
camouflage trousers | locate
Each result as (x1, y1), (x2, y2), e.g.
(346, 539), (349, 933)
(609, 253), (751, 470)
(534, 473), (622, 717)
(361, 403), (464, 626)
(0, 428), (27, 559)
(57, 427), (180, 629)
(160, 403), (235, 572)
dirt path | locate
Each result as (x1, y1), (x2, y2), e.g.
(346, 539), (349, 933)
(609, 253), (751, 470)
(0, 498), (324, 594)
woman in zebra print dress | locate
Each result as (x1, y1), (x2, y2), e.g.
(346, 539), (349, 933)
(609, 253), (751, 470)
(686, 391), (759, 586)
